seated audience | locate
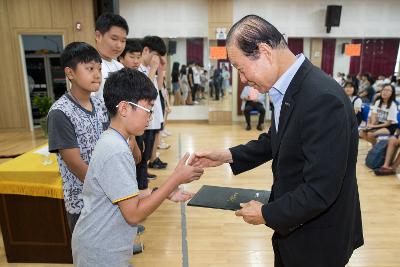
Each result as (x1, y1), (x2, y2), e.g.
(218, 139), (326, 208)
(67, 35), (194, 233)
(374, 135), (400, 175)
(359, 84), (398, 145)
(344, 81), (362, 126)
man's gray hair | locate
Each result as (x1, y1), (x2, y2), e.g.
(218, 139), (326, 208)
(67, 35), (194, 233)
(226, 15), (287, 59)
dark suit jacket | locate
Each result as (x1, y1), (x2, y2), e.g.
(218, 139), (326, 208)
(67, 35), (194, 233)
(230, 59), (363, 267)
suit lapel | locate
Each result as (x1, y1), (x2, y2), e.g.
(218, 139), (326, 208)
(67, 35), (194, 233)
(275, 59), (313, 152)
(271, 107), (278, 157)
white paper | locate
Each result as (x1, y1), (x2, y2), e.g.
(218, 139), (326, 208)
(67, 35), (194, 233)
(33, 145), (50, 156)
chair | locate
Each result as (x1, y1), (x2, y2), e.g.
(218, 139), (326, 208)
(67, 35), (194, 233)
(361, 104), (370, 123)
(397, 111), (400, 129)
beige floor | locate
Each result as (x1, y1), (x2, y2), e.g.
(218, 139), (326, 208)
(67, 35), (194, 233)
(0, 122), (400, 266)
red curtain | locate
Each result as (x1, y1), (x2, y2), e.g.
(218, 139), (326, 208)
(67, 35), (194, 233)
(287, 38), (304, 55)
(321, 38), (336, 76)
(349, 39), (399, 77)
(186, 38), (203, 66)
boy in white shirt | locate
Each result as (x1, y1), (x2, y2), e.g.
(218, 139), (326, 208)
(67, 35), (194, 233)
(93, 13), (128, 100)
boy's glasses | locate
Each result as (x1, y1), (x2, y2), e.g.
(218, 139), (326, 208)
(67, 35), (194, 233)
(116, 101), (153, 119)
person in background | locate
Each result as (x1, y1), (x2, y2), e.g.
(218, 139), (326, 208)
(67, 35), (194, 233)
(343, 81), (362, 126)
(118, 38), (148, 248)
(93, 13), (128, 100)
(179, 65), (190, 105)
(359, 84), (398, 145)
(118, 38), (142, 70)
(171, 62), (181, 105)
(221, 65), (231, 96)
(241, 85), (266, 131)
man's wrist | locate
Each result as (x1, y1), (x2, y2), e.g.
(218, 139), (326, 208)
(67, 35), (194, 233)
(223, 149), (233, 163)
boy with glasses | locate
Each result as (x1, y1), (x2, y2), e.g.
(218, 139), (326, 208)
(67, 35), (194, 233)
(71, 68), (203, 266)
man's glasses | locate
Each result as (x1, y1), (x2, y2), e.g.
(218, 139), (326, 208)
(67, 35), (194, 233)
(116, 101), (153, 119)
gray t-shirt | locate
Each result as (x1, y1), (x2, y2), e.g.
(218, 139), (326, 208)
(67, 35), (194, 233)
(72, 129), (139, 267)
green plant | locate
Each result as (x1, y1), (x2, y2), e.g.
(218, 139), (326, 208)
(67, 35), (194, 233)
(33, 95), (52, 137)
(33, 95), (52, 118)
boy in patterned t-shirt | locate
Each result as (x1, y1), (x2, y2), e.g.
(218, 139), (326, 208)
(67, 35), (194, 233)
(47, 42), (109, 233)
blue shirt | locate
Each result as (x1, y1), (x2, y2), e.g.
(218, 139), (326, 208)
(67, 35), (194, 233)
(269, 54), (305, 131)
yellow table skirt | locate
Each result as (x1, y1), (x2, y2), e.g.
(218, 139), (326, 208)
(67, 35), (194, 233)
(0, 145), (63, 199)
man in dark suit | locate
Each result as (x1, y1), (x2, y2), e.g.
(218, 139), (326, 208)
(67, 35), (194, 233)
(189, 15), (363, 267)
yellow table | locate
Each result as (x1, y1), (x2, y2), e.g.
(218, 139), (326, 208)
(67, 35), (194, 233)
(0, 145), (63, 199)
(0, 145), (72, 263)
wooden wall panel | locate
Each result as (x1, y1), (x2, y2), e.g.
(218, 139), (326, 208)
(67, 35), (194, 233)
(29, 0), (53, 28)
(0, 0), (95, 130)
(6, 0), (31, 28)
(71, 0), (96, 46)
(208, 0), (233, 40)
(0, 0), (29, 129)
(50, 0), (72, 29)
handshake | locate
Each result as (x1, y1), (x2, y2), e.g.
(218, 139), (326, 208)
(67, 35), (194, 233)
(171, 149), (233, 185)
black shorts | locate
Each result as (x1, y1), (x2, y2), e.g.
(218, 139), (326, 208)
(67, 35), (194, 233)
(387, 124), (398, 135)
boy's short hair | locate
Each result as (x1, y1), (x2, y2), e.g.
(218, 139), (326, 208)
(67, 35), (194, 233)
(104, 68), (158, 117)
(60, 42), (101, 70)
(141, 36), (166, 56)
(119, 38), (143, 59)
(95, 13), (129, 35)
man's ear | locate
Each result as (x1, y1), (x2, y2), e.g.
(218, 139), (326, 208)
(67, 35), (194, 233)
(95, 30), (102, 43)
(258, 43), (272, 58)
(65, 67), (74, 80)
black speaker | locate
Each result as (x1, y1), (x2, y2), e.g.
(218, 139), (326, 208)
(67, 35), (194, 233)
(168, 40), (177, 55)
(94, 0), (119, 19)
(325, 5), (342, 33)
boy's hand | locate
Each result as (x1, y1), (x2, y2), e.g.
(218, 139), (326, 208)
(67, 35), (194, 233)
(173, 153), (204, 184)
(150, 55), (160, 71)
(158, 55), (167, 71)
(168, 188), (194, 202)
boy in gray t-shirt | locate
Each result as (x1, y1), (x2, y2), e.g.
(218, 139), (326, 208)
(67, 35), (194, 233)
(72, 69), (204, 267)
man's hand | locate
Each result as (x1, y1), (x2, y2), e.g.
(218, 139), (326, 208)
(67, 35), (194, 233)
(168, 188), (194, 202)
(235, 200), (266, 225)
(188, 149), (232, 168)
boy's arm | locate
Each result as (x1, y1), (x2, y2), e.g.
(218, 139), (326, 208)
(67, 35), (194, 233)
(156, 57), (166, 91)
(48, 109), (88, 181)
(59, 149), (88, 182)
(129, 137), (142, 164)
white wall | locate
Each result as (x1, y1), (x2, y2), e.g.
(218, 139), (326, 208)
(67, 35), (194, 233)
(303, 38), (311, 59)
(120, 0), (208, 38)
(233, 0), (400, 38)
(333, 38), (352, 76)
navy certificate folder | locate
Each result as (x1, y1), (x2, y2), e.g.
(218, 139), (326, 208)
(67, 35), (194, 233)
(187, 185), (270, 211)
